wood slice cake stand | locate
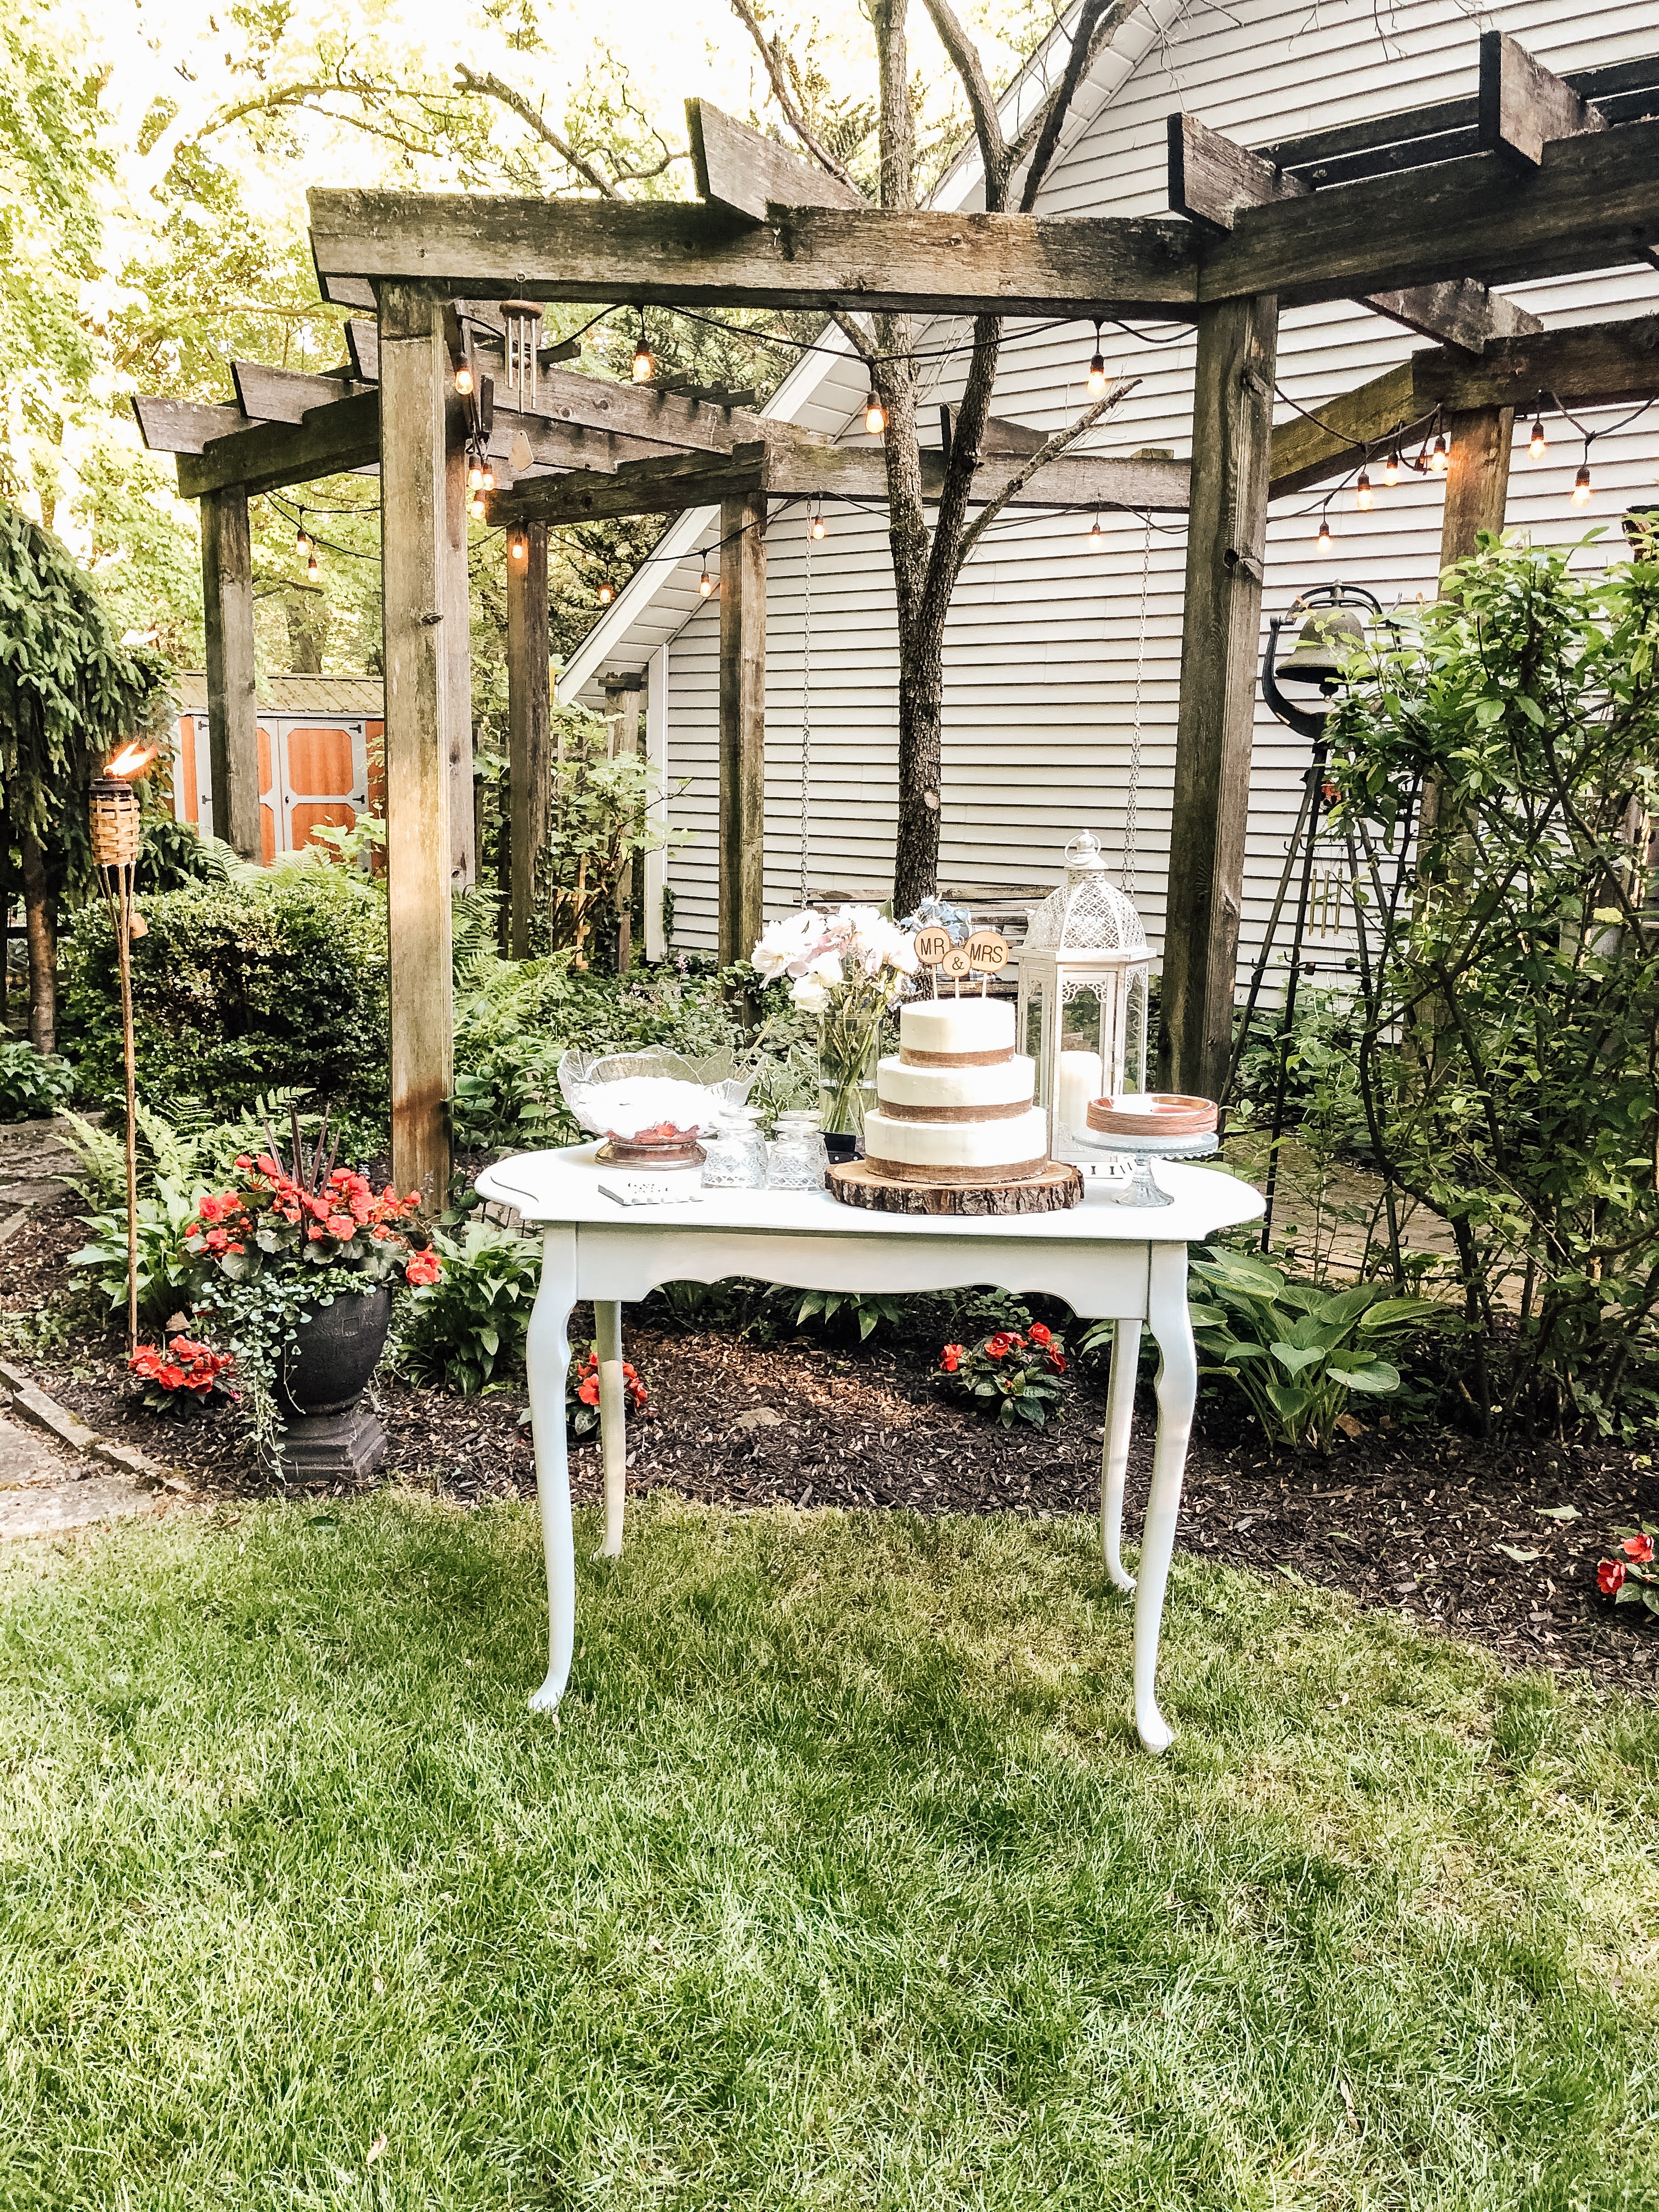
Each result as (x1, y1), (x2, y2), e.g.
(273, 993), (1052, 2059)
(827, 1159), (1082, 1215)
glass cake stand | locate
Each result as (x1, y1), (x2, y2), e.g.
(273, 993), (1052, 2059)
(1066, 1124), (1220, 1207)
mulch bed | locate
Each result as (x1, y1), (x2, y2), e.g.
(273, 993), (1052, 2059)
(6, 1192), (1655, 1689)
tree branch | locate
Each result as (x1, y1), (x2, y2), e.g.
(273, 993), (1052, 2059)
(957, 376), (1138, 562)
(922, 0), (1008, 207)
(830, 311), (878, 363)
(455, 66), (625, 198)
(1011, 0), (1143, 208)
(725, 0), (868, 197)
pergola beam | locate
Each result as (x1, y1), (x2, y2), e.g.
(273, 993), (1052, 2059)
(1266, 311), (1659, 496)
(309, 191), (1201, 320)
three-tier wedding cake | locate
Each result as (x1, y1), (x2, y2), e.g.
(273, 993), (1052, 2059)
(861, 997), (1049, 1183)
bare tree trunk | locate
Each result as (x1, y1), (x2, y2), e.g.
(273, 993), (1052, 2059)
(894, 620), (944, 916)
(19, 830), (54, 1055)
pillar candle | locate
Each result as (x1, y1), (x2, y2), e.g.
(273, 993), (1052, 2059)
(1056, 1050), (1099, 1136)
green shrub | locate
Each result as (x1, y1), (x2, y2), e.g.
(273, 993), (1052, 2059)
(0, 1040), (72, 1121)
(452, 953), (739, 1148)
(67, 1180), (199, 1330)
(61, 861), (388, 1120)
(397, 1219), (542, 1394)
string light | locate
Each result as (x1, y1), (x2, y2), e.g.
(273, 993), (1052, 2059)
(1087, 514), (1105, 549)
(454, 362), (473, 397)
(1573, 456), (1593, 505)
(1355, 466), (1372, 511)
(1087, 321), (1108, 399)
(810, 506), (827, 540)
(1429, 427), (1449, 474)
(597, 580), (614, 606)
(306, 549), (319, 580)
(1316, 501), (1334, 555)
(698, 555), (715, 598)
(864, 382), (885, 436)
(295, 515), (311, 554)
(509, 533), (527, 563)
(481, 465), (495, 492)
(632, 311), (654, 384)
(467, 461), (484, 492)
(469, 490), (486, 521)
(1529, 414), (1548, 460)
(1383, 447), (1401, 488)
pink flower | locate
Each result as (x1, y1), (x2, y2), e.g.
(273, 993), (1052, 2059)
(404, 1250), (440, 1287)
(1599, 1559), (1626, 1596)
(326, 1214), (356, 1239)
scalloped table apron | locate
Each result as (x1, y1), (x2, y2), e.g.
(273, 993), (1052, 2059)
(476, 1144), (1264, 1753)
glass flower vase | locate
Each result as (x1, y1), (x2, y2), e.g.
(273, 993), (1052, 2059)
(817, 998), (884, 1142)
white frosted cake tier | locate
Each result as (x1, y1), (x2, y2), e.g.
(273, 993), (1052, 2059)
(863, 1104), (1049, 1174)
(875, 1051), (1036, 1116)
(899, 995), (1014, 1063)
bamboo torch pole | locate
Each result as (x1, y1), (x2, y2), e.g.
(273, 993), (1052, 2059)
(90, 755), (150, 1356)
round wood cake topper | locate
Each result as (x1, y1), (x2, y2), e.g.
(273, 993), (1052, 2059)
(940, 946), (973, 980)
(966, 928), (1010, 974)
(911, 925), (953, 968)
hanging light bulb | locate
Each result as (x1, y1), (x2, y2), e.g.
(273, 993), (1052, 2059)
(1383, 447), (1401, 489)
(469, 490), (486, 522)
(1529, 416), (1548, 460)
(481, 465), (495, 492)
(698, 557), (715, 598)
(810, 507), (827, 540)
(632, 313), (654, 384)
(467, 460), (484, 492)
(1087, 514), (1104, 550)
(1355, 466), (1373, 511)
(306, 549), (319, 581)
(1429, 427), (1449, 474)
(295, 516), (311, 554)
(1573, 458), (1593, 505)
(597, 580), (614, 606)
(1316, 505), (1334, 555)
(1087, 320), (1108, 399)
(454, 361), (474, 397)
(509, 532), (527, 563)
(864, 382), (885, 436)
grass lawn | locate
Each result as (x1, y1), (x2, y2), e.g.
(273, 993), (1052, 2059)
(1, 1496), (1656, 2211)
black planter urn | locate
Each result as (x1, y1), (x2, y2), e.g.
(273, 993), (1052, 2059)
(276, 1284), (392, 1477)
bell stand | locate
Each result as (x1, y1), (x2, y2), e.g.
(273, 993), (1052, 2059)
(1222, 584), (1384, 1253)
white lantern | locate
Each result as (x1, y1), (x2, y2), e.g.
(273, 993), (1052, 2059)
(1017, 829), (1153, 1164)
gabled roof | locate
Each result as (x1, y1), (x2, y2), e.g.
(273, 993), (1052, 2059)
(557, 0), (1175, 702)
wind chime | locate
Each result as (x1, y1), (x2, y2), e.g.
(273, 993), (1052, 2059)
(88, 742), (155, 1352)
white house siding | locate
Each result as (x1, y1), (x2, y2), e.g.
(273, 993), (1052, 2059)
(574, 0), (1659, 981)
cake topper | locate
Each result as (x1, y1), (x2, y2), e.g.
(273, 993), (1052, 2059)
(965, 929), (1009, 997)
(910, 924), (952, 998)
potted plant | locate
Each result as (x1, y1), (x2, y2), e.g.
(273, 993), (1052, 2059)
(181, 1118), (439, 1475)
(751, 905), (918, 1153)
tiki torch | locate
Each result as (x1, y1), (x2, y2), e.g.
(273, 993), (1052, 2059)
(89, 743), (156, 1353)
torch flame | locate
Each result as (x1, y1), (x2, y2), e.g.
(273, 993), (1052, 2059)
(105, 743), (157, 781)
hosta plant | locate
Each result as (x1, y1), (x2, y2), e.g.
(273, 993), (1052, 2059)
(397, 1220), (541, 1396)
(1598, 1526), (1658, 1617)
(938, 1323), (1069, 1427)
(1189, 1245), (1441, 1452)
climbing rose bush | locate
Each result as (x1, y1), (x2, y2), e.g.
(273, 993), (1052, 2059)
(937, 1322), (1069, 1427)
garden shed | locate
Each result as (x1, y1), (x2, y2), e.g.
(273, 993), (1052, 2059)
(566, 0), (1659, 979)
(171, 672), (383, 864)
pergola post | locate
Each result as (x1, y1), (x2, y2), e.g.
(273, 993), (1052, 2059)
(443, 417), (476, 892)
(199, 487), (261, 859)
(1161, 295), (1280, 1101)
(506, 520), (551, 959)
(1440, 405), (1515, 568)
(718, 492), (766, 967)
(605, 673), (646, 972)
(378, 281), (462, 1208)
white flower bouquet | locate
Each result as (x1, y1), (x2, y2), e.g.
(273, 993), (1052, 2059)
(751, 905), (918, 1137)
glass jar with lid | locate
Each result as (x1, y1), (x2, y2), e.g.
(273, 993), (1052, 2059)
(699, 1105), (769, 1189)
(767, 1109), (829, 1192)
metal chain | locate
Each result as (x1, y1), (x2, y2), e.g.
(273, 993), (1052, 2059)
(1123, 513), (1150, 890)
(799, 511), (814, 908)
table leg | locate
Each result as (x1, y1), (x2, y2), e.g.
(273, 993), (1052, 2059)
(595, 1299), (627, 1560)
(525, 1226), (578, 1713)
(1100, 1318), (1141, 1594)
(1133, 1244), (1197, 1754)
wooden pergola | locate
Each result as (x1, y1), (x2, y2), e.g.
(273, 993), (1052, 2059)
(139, 31), (1659, 1203)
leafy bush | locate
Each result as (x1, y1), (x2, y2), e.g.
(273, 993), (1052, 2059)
(0, 1040), (72, 1120)
(68, 1179), (200, 1329)
(452, 952), (739, 1149)
(1331, 536), (1659, 1434)
(1189, 1245), (1441, 1452)
(60, 861), (388, 1120)
(782, 1289), (909, 1342)
(397, 1220), (542, 1395)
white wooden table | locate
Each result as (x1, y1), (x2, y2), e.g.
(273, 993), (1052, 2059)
(475, 1145), (1263, 1752)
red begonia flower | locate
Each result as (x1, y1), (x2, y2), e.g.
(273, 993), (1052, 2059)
(1599, 1559), (1626, 1595)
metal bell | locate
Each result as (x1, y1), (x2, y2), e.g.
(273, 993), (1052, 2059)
(1276, 604), (1368, 689)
